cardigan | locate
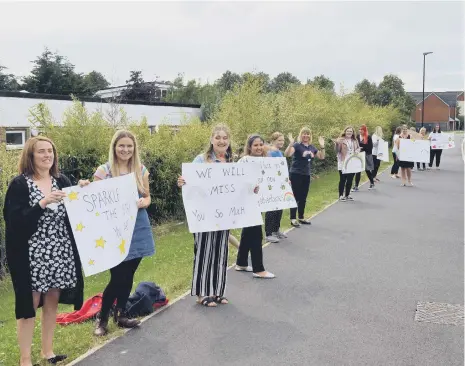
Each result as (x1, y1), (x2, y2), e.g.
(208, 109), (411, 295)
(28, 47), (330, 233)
(3, 174), (84, 319)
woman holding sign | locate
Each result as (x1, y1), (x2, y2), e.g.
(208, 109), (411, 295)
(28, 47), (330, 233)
(371, 126), (384, 182)
(284, 127), (326, 227)
(4, 136), (84, 366)
(80, 130), (155, 336)
(352, 125), (375, 191)
(177, 124), (234, 307)
(264, 132), (287, 243)
(428, 124), (443, 170)
(416, 127), (428, 171)
(336, 126), (360, 201)
(236, 134), (275, 279)
(395, 125), (414, 186)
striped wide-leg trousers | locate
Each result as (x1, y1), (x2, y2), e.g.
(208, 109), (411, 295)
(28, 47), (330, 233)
(191, 230), (230, 297)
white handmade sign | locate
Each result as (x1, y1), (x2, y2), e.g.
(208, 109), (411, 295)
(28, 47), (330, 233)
(399, 139), (430, 163)
(238, 156), (297, 212)
(63, 174), (139, 276)
(431, 133), (455, 150)
(182, 162), (263, 233)
(342, 152), (366, 174)
(376, 139), (390, 162)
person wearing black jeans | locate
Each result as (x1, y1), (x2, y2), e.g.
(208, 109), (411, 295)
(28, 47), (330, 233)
(353, 125), (375, 191)
(336, 126), (360, 202)
(391, 127), (401, 178)
(237, 225), (265, 274)
(428, 124), (443, 169)
(284, 127), (325, 227)
(338, 171), (355, 199)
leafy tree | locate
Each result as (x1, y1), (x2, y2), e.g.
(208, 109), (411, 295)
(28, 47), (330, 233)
(241, 71), (270, 93)
(354, 79), (378, 105)
(82, 71), (110, 95)
(0, 65), (20, 91)
(120, 71), (159, 102)
(216, 70), (242, 92)
(269, 72), (301, 93)
(307, 74), (335, 93)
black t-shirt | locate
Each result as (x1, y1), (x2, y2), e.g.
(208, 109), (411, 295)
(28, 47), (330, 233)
(358, 135), (373, 155)
(290, 142), (318, 176)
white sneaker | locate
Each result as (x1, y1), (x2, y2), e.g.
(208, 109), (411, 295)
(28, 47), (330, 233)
(235, 265), (253, 272)
(253, 271), (276, 279)
(275, 231), (288, 239)
(265, 235), (280, 243)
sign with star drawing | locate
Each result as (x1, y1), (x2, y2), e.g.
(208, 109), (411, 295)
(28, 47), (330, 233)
(431, 133), (455, 150)
(238, 156), (297, 212)
(181, 162), (263, 233)
(62, 173), (139, 276)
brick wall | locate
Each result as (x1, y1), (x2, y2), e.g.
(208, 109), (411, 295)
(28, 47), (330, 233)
(414, 94), (450, 123)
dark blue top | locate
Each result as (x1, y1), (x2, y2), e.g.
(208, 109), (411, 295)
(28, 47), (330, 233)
(290, 143), (318, 176)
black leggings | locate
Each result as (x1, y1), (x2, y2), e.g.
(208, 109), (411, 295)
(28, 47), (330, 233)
(355, 170), (374, 186)
(416, 162), (426, 170)
(237, 225), (265, 273)
(265, 210), (283, 236)
(338, 171), (355, 197)
(429, 149), (443, 167)
(373, 157), (381, 178)
(100, 257), (142, 319)
(391, 152), (399, 174)
(289, 173), (311, 220)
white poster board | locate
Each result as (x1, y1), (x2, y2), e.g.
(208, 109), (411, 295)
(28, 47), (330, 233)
(238, 157), (297, 212)
(431, 133), (455, 150)
(181, 162), (263, 233)
(399, 139), (430, 163)
(376, 139), (390, 162)
(63, 174), (139, 277)
(342, 152), (366, 174)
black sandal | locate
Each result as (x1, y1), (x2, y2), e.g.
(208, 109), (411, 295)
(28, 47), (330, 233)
(198, 296), (217, 307)
(46, 355), (68, 364)
(298, 218), (312, 225)
(214, 296), (229, 304)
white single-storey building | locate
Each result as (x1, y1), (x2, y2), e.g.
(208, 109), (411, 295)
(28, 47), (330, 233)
(0, 91), (202, 149)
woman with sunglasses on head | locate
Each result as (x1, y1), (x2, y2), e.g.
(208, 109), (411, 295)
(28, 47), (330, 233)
(235, 134), (276, 279)
(352, 125), (375, 191)
(284, 127), (325, 227)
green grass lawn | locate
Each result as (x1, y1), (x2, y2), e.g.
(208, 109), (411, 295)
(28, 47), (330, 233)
(0, 163), (389, 365)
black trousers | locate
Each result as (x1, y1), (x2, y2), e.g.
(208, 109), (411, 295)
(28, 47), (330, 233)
(355, 170), (374, 186)
(373, 157), (381, 178)
(100, 257), (142, 319)
(429, 149), (443, 167)
(289, 173), (311, 220)
(237, 225), (265, 273)
(391, 152), (400, 174)
(416, 162), (426, 169)
(338, 171), (355, 197)
(265, 210), (283, 236)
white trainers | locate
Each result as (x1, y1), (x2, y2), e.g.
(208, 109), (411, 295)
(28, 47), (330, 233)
(253, 271), (276, 279)
(235, 265), (253, 272)
(265, 235), (280, 243)
(274, 231), (288, 239)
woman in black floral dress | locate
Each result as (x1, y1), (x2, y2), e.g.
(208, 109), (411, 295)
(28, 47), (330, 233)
(3, 136), (83, 366)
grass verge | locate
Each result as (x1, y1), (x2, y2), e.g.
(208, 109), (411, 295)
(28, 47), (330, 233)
(0, 162), (389, 365)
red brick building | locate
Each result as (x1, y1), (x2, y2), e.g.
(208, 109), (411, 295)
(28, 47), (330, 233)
(409, 91), (464, 131)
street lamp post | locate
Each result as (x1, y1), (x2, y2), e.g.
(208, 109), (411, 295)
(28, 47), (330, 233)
(421, 51), (433, 128)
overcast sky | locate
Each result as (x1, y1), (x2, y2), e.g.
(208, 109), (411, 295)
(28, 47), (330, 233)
(1, 1), (463, 92)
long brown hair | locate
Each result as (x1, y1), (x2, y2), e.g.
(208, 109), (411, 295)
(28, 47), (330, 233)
(243, 134), (267, 157)
(203, 124), (233, 162)
(109, 130), (146, 196)
(18, 136), (60, 178)
(340, 126), (357, 141)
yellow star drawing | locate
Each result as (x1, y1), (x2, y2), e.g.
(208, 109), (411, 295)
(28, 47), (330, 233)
(67, 191), (79, 201)
(88, 259), (95, 266)
(130, 216), (134, 220)
(76, 222), (85, 232)
(118, 239), (126, 254)
(95, 237), (106, 249)
(95, 212), (100, 217)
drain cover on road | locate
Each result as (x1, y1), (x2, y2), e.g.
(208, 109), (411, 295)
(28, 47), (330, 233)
(415, 301), (464, 326)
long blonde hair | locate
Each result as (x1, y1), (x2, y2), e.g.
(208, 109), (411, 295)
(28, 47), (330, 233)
(374, 126), (384, 139)
(109, 130), (146, 196)
(203, 124), (233, 163)
(297, 126), (313, 144)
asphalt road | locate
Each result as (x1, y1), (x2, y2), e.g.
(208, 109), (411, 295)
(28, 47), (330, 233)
(77, 144), (464, 366)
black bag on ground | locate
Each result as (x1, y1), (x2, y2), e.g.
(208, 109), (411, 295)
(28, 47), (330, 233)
(125, 282), (166, 318)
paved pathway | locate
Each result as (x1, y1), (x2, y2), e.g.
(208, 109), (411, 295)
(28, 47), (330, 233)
(77, 144), (464, 366)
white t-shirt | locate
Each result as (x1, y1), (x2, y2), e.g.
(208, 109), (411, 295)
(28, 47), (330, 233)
(372, 134), (379, 156)
(392, 134), (400, 153)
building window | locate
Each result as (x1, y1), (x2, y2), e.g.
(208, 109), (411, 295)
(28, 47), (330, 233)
(162, 90), (167, 98)
(6, 129), (26, 150)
